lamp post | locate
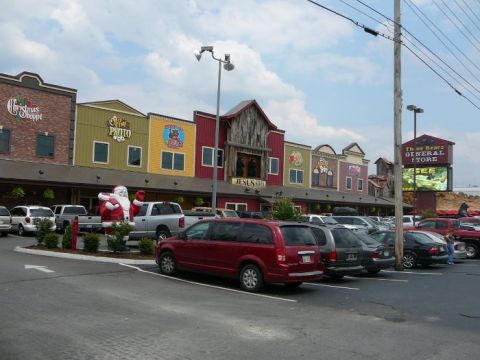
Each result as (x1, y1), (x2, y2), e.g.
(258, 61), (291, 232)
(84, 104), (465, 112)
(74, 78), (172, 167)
(194, 46), (234, 211)
(406, 104), (424, 225)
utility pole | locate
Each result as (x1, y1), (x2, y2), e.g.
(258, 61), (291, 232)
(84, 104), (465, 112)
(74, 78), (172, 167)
(394, 0), (404, 271)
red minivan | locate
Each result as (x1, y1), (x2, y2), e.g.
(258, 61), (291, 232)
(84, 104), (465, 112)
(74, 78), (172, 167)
(155, 218), (324, 292)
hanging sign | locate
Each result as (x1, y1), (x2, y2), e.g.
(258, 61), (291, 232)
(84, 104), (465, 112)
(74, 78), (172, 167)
(7, 96), (42, 122)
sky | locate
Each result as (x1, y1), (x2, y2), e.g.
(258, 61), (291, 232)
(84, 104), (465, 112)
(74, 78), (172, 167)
(2, 0), (480, 187)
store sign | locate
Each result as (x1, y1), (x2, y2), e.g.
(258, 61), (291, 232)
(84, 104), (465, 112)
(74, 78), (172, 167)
(348, 165), (361, 176)
(107, 116), (131, 142)
(231, 177), (266, 189)
(403, 145), (447, 165)
(6, 96), (42, 122)
(163, 125), (184, 148)
(288, 151), (303, 166)
(402, 166), (450, 192)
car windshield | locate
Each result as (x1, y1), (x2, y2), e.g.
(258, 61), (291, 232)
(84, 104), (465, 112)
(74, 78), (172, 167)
(331, 228), (361, 248)
(354, 232), (380, 246)
(323, 216), (338, 225)
(405, 232), (434, 245)
(280, 226), (317, 246)
(31, 209), (54, 217)
(422, 231), (444, 241)
(0, 208), (10, 216)
(362, 217), (377, 227)
(64, 207), (87, 215)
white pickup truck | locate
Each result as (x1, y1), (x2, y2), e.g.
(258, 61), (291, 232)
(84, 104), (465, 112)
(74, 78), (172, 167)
(50, 205), (103, 233)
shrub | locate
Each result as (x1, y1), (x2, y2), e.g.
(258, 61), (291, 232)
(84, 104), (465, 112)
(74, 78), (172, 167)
(139, 237), (154, 255)
(83, 233), (100, 253)
(194, 196), (204, 206)
(43, 188), (55, 200)
(62, 224), (73, 249)
(107, 222), (134, 252)
(420, 209), (436, 219)
(11, 186), (25, 199)
(34, 218), (53, 245)
(44, 232), (59, 249)
(272, 197), (301, 220)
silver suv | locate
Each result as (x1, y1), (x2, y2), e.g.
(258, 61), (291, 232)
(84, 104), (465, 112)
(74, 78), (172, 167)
(9, 206), (56, 236)
(0, 206), (11, 236)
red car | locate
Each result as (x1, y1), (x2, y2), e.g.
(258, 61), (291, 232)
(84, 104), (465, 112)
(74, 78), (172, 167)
(155, 218), (324, 292)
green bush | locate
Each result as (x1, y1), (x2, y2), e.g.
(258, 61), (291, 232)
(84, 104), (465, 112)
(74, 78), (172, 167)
(34, 218), (54, 245)
(272, 197), (301, 220)
(62, 224), (73, 249)
(420, 209), (436, 219)
(83, 233), (100, 253)
(44, 232), (59, 249)
(139, 237), (154, 255)
(107, 222), (134, 252)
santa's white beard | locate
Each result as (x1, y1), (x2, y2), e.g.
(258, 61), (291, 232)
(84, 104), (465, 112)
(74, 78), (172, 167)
(114, 195), (131, 221)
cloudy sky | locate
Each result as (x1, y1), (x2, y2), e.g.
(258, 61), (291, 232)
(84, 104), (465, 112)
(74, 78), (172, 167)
(2, 0), (480, 187)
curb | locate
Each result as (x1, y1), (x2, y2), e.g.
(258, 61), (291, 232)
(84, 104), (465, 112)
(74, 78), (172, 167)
(14, 246), (156, 265)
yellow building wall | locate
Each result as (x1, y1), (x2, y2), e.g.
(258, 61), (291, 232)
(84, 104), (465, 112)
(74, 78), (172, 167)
(148, 114), (196, 177)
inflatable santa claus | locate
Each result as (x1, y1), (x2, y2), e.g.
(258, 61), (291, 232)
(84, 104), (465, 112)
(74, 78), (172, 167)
(98, 185), (145, 235)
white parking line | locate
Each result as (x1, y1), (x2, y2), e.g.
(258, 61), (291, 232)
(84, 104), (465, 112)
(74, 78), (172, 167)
(382, 270), (443, 276)
(345, 276), (408, 282)
(305, 282), (360, 290)
(120, 264), (297, 303)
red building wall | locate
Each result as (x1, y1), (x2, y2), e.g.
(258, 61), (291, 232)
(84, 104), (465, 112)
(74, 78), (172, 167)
(338, 162), (368, 194)
(267, 130), (284, 186)
(194, 112), (226, 180)
(218, 196), (260, 211)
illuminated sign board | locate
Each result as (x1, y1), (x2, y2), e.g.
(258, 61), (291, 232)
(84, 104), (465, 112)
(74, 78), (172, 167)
(402, 167), (451, 192)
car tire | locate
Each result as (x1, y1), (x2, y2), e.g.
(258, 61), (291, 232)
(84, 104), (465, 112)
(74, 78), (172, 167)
(240, 264), (263, 292)
(402, 253), (417, 269)
(367, 269), (381, 275)
(156, 229), (170, 242)
(158, 252), (177, 275)
(18, 224), (25, 236)
(465, 243), (479, 259)
(285, 282), (303, 289)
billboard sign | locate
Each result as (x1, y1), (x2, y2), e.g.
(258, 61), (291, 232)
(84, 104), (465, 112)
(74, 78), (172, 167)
(402, 134), (453, 165)
(402, 166), (451, 192)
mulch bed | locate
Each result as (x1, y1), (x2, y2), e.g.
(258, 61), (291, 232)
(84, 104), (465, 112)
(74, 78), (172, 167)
(25, 245), (155, 260)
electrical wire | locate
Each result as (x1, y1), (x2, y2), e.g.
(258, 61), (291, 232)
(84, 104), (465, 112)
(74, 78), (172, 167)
(460, 0), (480, 27)
(455, 0), (480, 35)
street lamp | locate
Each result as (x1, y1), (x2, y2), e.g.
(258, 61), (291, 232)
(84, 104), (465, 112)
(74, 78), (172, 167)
(406, 104), (424, 225)
(194, 46), (234, 211)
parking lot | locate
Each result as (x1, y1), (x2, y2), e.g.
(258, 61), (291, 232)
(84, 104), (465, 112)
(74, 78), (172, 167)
(2, 234), (480, 359)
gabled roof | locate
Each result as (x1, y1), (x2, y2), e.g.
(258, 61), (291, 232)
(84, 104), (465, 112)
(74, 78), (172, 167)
(374, 157), (393, 165)
(313, 144), (337, 154)
(0, 71), (77, 94)
(221, 99), (278, 131)
(78, 100), (145, 117)
(403, 134), (455, 147)
(342, 142), (365, 155)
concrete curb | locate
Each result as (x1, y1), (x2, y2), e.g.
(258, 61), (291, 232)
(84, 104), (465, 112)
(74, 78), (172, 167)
(14, 246), (156, 265)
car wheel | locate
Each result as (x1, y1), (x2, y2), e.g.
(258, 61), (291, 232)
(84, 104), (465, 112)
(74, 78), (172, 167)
(18, 224), (25, 236)
(402, 253), (417, 269)
(285, 282), (303, 289)
(158, 252), (177, 275)
(367, 269), (381, 275)
(240, 264), (263, 292)
(465, 243), (479, 259)
(156, 229), (170, 242)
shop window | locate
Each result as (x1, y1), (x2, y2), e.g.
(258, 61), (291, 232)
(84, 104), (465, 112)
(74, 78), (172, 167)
(128, 146), (142, 167)
(0, 129), (11, 153)
(202, 146), (223, 168)
(36, 134), (54, 158)
(346, 176), (352, 190)
(357, 178), (364, 191)
(162, 151), (185, 171)
(268, 157), (279, 175)
(236, 153), (261, 178)
(289, 169), (303, 184)
(93, 141), (109, 163)
(225, 203), (247, 212)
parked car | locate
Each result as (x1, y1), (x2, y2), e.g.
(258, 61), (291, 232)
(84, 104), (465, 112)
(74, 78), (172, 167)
(353, 231), (395, 274)
(0, 206), (12, 236)
(370, 230), (448, 269)
(9, 205), (56, 235)
(50, 204), (102, 233)
(155, 218), (324, 292)
(408, 230), (467, 261)
(402, 215), (422, 227)
(129, 201), (185, 242)
(309, 224), (364, 279)
(301, 214), (360, 232)
(236, 211), (265, 219)
(331, 215), (388, 233)
(191, 207), (239, 218)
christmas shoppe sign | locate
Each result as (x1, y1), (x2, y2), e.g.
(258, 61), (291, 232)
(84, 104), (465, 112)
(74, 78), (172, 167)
(6, 96), (43, 122)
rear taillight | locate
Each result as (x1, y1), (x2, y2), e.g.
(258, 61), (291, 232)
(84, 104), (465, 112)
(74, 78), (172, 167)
(327, 250), (337, 262)
(428, 247), (439, 255)
(179, 216), (185, 228)
(276, 248), (286, 264)
(370, 251), (380, 259)
(25, 217), (30, 224)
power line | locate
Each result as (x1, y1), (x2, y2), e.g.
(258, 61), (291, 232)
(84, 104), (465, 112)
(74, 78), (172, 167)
(455, 0), (480, 35)
(460, 0), (480, 27)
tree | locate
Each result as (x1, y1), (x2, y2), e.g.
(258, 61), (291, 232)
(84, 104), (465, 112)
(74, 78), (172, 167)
(272, 197), (301, 220)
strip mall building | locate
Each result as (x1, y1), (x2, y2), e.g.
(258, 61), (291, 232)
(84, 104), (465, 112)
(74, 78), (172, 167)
(0, 72), (399, 214)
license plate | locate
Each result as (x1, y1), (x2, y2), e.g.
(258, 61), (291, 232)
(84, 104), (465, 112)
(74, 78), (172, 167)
(347, 254), (357, 261)
(384, 251), (389, 257)
(302, 255), (312, 263)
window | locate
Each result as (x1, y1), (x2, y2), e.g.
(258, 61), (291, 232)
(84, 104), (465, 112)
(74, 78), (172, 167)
(280, 226), (317, 246)
(161, 151), (185, 171)
(311, 227), (327, 246)
(240, 224), (273, 244)
(436, 221), (448, 229)
(357, 178), (364, 191)
(211, 222), (242, 241)
(36, 134), (54, 157)
(128, 146), (142, 167)
(418, 220), (435, 229)
(185, 221), (211, 240)
(289, 169), (303, 184)
(225, 203), (247, 212)
(93, 141), (109, 163)
(0, 129), (11, 153)
(268, 157), (279, 175)
(202, 146), (223, 167)
(346, 176), (352, 190)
